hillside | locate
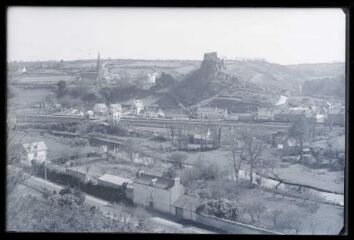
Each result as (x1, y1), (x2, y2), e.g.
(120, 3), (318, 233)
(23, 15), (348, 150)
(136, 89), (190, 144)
(157, 53), (285, 110)
(7, 57), (345, 110)
(286, 63), (345, 81)
(301, 75), (345, 101)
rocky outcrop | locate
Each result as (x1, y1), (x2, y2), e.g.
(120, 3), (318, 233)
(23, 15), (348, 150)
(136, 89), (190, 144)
(168, 52), (241, 106)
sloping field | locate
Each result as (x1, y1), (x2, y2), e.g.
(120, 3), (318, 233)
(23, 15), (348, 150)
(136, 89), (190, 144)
(12, 75), (74, 84)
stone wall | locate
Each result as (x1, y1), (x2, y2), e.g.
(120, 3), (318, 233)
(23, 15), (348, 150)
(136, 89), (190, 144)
(195, 213), (283, 235)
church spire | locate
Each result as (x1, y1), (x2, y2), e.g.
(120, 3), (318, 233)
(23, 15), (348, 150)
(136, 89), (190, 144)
(96, 52), (102, 83)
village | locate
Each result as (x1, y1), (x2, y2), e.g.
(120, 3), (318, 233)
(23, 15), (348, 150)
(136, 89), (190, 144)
(6, 49), (346, 234)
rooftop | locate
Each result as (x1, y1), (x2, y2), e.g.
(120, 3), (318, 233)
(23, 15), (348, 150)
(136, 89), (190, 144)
(94, 103), (108, 108)
(66, 165), (104, 177)
(173, 194), (200, 211)
(23, 141), (47, 152)
(98, 173), (132, 186)
(198, 107), (226, 113)
(134, 172), (176, 190)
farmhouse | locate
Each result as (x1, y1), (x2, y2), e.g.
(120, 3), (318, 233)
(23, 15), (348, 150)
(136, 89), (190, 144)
(197, 107), (228, 119)
(21, 141), (48, 165)
(133, 170), (184, 214)
(93, 103), (108, 115)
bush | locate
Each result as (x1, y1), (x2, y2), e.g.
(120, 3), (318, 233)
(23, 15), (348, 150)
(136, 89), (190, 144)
(197, 198), (240, 221)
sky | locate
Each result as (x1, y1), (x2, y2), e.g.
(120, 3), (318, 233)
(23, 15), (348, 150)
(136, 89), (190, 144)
(7, 7), (346, 65)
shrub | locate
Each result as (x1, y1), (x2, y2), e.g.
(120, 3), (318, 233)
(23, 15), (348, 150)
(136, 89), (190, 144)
(197, 198), (240, 221)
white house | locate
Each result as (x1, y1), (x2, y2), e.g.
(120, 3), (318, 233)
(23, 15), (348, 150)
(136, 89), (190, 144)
(21, 142), (48, 165)
(314, 112), (327, 123)
(93, 103), (108, 115)
(133, 170), (184, 214)
(131, 100), (144, 116)
(144, 105), (165, 118)
(147, 71), (158, 84)
(86, 110), (95, 118)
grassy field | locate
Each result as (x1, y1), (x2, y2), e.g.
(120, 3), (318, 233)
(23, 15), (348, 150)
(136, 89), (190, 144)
(7, 87), (53, 110)
(12, 75), (73, 84)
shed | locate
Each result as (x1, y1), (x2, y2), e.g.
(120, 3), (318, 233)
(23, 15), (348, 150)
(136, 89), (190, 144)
(173, 194), (200, 221)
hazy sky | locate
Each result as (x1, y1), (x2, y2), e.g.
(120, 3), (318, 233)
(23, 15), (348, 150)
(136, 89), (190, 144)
(7, 7), (346, 64)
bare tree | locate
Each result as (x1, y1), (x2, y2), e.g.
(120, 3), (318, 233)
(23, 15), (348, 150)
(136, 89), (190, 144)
(228, 137), (244, 181)
(288, 118), (306, 161)
(241, 132), (264, 185)
(124, 139), (137, 162)
(243, 199), (266, 223)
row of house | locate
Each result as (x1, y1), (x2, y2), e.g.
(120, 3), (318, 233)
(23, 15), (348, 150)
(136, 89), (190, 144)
(197, 107), (228, 120)
(256, 105), (345, 125)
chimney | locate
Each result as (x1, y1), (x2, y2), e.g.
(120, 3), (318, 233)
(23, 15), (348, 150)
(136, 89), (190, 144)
(151, 178), (158, 186)
(174, 177), (180, 185)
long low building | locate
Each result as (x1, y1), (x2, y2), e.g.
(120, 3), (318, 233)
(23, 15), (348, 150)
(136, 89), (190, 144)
(97, 173), (133, 189)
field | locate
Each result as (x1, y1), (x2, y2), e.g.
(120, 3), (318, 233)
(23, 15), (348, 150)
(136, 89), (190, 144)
(7, 87), (53, 110)
(18, 130), (99, 159)
(10, 75), (74, 84)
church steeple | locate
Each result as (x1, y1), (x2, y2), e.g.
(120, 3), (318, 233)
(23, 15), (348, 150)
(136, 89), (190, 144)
(96, 52), (102, 83)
